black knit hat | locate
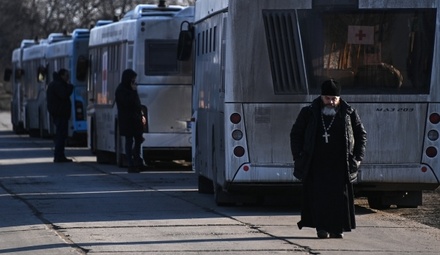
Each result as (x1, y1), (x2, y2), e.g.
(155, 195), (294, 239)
(321, 79), (341, 96)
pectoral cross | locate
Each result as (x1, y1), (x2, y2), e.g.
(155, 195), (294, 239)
(323, 131), (330, 143)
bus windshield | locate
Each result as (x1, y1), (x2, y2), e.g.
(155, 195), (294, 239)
(144, 39), (193, 76)
(299, 9), (436, 95)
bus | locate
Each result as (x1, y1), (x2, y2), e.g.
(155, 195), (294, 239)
(45, 29), (90, 143)
(87, 4), (194, 165)
(21, 38), (51, 137)
(5, 39), (36, 134)
(187, 0), (440, 208)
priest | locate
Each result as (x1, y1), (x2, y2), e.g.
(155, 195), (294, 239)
(290, 79), (367, 238)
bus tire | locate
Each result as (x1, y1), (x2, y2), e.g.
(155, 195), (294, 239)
(198, 175), (214, 194)
(90, 119), (96, 155)
(115, 121), (124, 168)
(367, 193), (391, 210)
(28, 129), (39, 137)
(214, 184), (230, 206)
(39, 109), (50, 138)
(13, 122), (25, 134)
(96, 150), (106, 164)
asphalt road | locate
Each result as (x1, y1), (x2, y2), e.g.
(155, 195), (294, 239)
(1, 111), (440, 255)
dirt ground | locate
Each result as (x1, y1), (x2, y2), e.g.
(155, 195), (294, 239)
(356, 188), (440, 229)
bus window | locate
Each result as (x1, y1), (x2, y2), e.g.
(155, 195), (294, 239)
(145, 40), (179, 75)
(263, 10), (308, 95)
(297, 9), (435, 94)
(76, 55), (88, 82)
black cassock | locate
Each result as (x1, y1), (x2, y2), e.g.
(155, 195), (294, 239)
(298, 113), (356, 233)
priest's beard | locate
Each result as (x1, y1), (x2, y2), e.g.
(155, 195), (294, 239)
(322, 106), (337, 116)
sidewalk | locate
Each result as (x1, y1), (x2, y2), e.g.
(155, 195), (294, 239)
(0, 111), (12, 131)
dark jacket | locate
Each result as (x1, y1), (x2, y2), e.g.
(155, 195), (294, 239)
(115, 69), (144, 136)
(46, 72), (74, 119)
(290, 96), (367, 181)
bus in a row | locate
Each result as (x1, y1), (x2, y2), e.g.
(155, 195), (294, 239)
(6, 30), (89, 143)
(5, 2), (195, 165)
(8, 39), (35, 134)
(182, 0), (440, 208)
(87, 4), (194, 165)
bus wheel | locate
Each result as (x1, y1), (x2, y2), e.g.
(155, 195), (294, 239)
(28, 129), (39, 137)
(90, 119), (97, 155)
(213, 176), (235, 206)
(97, 151), (116, 164)
(214, 184), (230, 206)
(96, 150), (110, 164)
(198, 175), (214, 194)
(14, 122), (25, 134)
(395, 191), (422, 208)
(39, 113), (50, 138)
(115, 122), (124, 168)
(367, 193), (391, 210)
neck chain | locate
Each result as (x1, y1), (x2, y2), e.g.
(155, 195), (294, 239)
(321, 113), (336, 144)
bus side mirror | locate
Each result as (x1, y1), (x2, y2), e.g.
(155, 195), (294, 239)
(3, 68), (12, 82)
(177, 21), (194, 61)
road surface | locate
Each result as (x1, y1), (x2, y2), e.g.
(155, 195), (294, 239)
(1, 111), (440, 255)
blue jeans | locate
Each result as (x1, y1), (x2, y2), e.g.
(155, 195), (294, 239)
(125, 134), (144, 167)
(53, 117), (68, 159)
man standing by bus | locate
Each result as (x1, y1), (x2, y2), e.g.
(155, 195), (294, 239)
(290, 79), (367, 239)
(115, 69), (147, 173)
(47, 68), (74, 163)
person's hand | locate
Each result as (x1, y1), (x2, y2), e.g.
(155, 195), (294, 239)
(350, 172), (358, 183)
(142, 116), (146, 125)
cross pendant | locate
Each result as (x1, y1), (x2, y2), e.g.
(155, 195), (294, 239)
(323, 131), (330, 143)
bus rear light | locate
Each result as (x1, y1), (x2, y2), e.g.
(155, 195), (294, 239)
(421, 166), (428, 173)
(230, 113), (241, 124)
(243, 165), (250, 171)
(233, 146), (245, 157)
(429, 113), (440, 124)
(232, 129), (243, 140)
(75, 101), (84, 120)
(428, 130), (439, 141)
(426, 146), (437, 158)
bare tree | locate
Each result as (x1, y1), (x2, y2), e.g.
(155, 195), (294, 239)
(0, 1), (38, 71)
(0, 0), (195, 78)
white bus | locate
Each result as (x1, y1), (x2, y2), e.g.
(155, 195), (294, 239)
(45, 29), (90, 143)
(87, 4), (194, 165)
(5, 39), (36, 134)
(188, 0), (440, 208)
(21, 38), (50, 137)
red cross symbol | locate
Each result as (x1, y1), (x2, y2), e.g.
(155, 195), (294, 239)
(356, 30), (367, 41)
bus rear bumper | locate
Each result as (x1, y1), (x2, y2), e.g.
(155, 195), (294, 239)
(231, 163), (298, 182)
(356, 164), (440, 190)
(141, 133), (191, 160)
(142, 133), (191, 147)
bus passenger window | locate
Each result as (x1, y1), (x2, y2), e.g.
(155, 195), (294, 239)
(76, 56), (88, 82)
(297, 8), (435, 95)
(145, 40), (179, 75)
